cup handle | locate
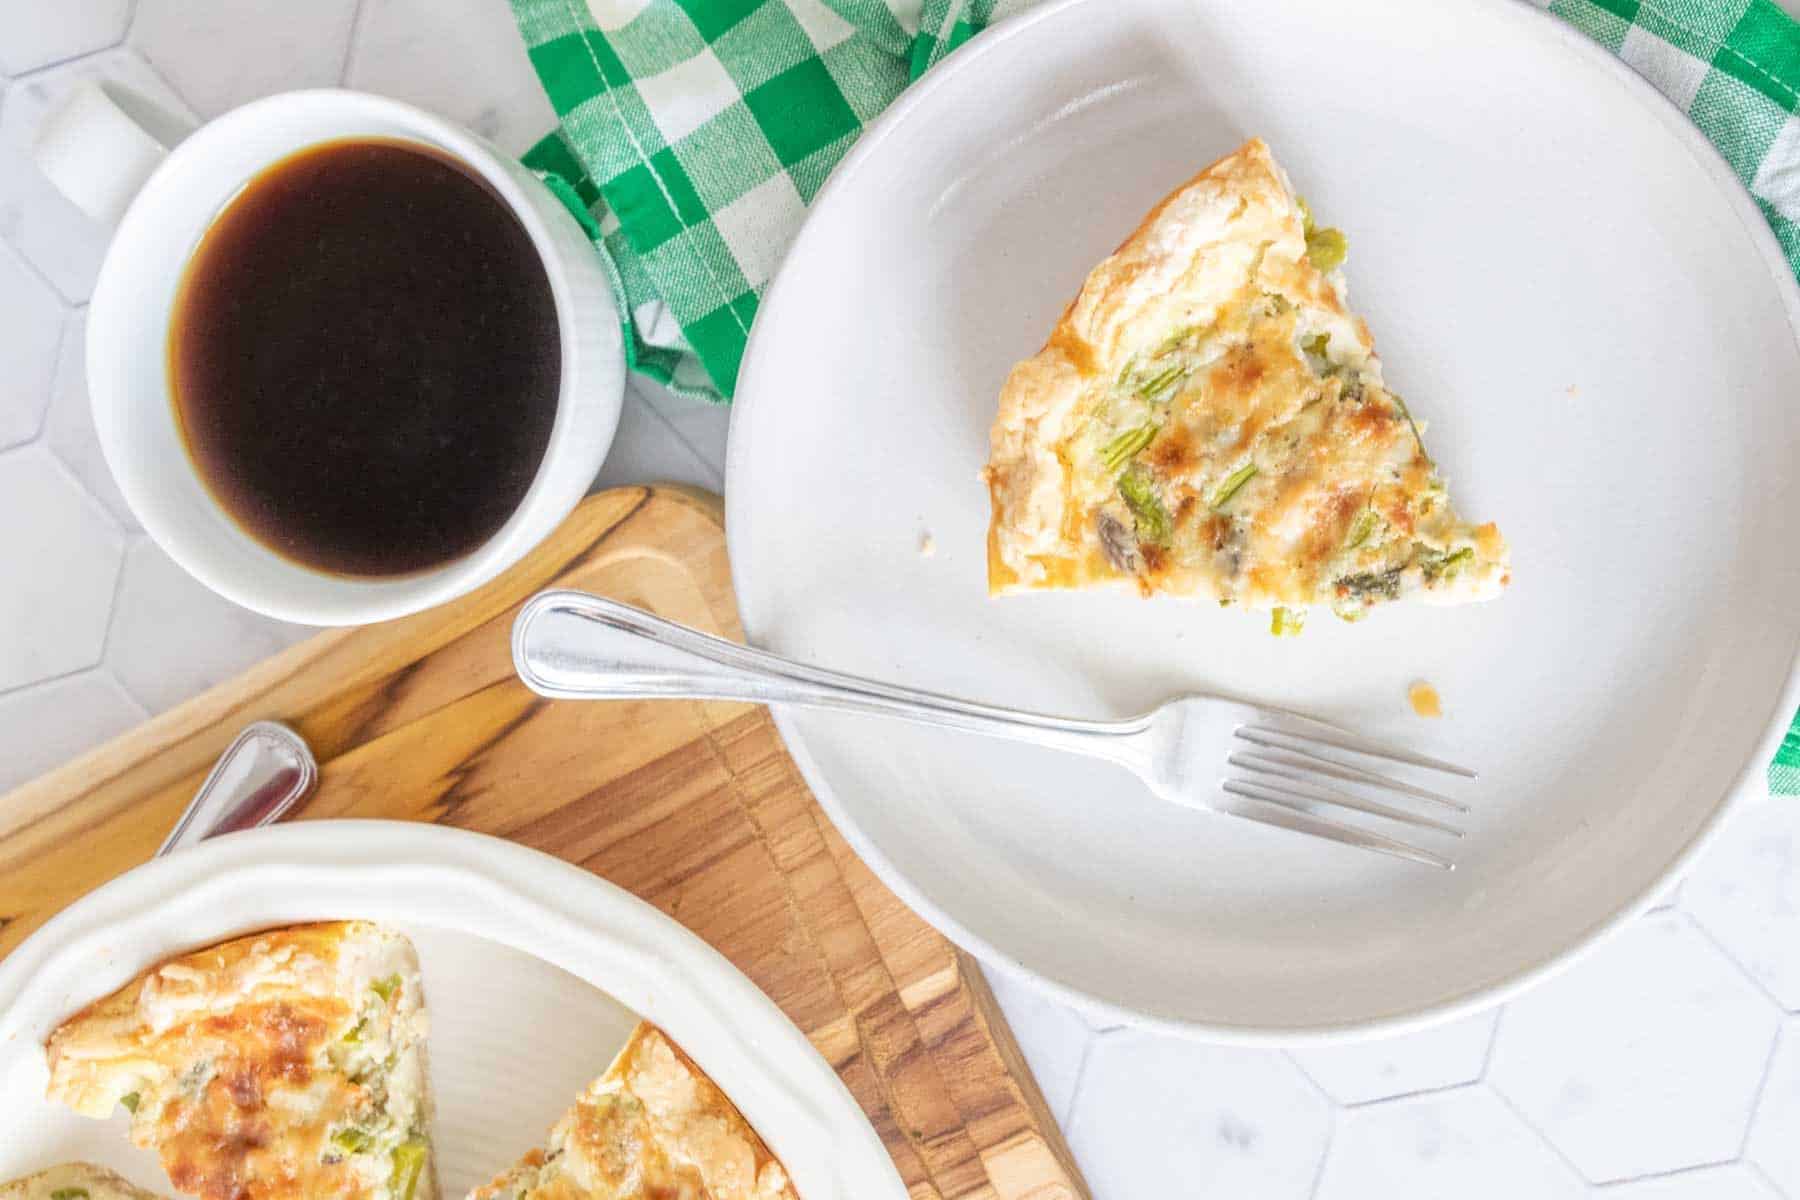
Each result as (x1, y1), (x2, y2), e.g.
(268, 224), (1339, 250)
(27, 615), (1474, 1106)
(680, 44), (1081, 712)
(33, 81), (187, 230)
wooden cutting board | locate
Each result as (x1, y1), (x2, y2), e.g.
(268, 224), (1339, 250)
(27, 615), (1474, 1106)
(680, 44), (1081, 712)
(0, 486), (1087, 1200)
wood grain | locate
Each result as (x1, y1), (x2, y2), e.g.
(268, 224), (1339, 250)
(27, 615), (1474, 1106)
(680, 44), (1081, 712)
(0, 486), (1088, 1200)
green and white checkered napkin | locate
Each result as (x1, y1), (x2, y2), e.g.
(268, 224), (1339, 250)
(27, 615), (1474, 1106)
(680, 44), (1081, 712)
(510, 0), (1032, 400)
(509, 0), (1800, 791)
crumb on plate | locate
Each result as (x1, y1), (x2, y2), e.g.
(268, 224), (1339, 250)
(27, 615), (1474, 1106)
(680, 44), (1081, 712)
(1408, 680), (1442, 718)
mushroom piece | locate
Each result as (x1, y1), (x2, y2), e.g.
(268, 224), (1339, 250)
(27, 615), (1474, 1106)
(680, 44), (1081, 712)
(1096, 512), (1140, 573)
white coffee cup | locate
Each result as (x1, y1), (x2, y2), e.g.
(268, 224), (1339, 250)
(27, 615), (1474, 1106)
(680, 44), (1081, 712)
(34, 84), (624, 626)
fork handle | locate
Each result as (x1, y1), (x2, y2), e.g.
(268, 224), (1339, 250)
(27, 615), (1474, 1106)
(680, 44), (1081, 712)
(511, 590), (1146, 767)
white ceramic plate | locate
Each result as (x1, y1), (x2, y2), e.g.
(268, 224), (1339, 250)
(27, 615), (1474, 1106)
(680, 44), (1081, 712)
(726, 0), (1800, 1040)
(0, 822), (903, 1197)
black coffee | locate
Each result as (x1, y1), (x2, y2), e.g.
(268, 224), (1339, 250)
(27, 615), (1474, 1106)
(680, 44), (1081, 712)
(169, 137), (560, 578)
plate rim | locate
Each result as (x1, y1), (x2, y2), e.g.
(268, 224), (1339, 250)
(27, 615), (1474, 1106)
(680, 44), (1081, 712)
(724, 0), (1800, 1042)
(0, 820), (905, 1198)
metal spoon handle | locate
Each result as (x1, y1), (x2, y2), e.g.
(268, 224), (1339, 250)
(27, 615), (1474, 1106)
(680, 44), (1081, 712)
(510, 590), (1143, 765)
(157, 721), (317, 857)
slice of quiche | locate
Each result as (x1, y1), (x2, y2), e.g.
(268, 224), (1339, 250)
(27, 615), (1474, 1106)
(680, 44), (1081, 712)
(469, 1022), (797, 1200)
(983, 137), (1508, 627)
(45, 921), (435, 1200)
(1, 1163), (166, 1200)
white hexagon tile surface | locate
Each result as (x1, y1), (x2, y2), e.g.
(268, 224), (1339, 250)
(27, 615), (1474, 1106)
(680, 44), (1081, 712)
(0, 239), (64, 449)
(130, 0), (363, 120)
(1603, 1164), (1786, 1200)
(4, 5), (1800, 1199)
(1067, 1032), (1334, 1198)
(1489, 912), (1780, 1182)
(103, 538), (314, 713)
(0, 668), (144, 794)
(344, 0), (558, 155)
(1289, 1010), (1498, 1107)
(1746, 1020), (1800, 1193)
(1315, 1086), (1586, 1199)
(0, 445), (123, 690)
(0, 0), (131, 78)
(1685, 795), (1800, 1012)
(44, 309), (137, 530)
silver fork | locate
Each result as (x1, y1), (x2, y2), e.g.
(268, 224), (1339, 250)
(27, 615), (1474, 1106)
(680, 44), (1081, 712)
(511, 589), (1474, 869)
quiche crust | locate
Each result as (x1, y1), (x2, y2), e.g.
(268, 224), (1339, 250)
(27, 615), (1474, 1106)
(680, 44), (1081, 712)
(983, 138), (1508, 620)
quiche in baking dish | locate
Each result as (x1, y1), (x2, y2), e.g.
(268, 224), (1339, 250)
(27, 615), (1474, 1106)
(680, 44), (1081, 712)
(44, 921), (435, 1200)
(982, 138), (1508, 627)
(470, 1022), (797, 1200)
(0, 1163), (166, 1199)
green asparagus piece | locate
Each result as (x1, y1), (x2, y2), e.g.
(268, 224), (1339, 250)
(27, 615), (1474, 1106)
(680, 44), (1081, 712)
(1117, 469), (1172, 546)
(1210, 462), (1258, 510)
(1100, 422), (1158, 473)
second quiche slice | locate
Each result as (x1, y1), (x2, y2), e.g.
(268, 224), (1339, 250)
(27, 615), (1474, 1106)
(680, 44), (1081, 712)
(1, 1163), (166, 1200)
(470, 1022), (797, 1200)
(45, 921), (435, 1200)
(983, 138), (1508, 626)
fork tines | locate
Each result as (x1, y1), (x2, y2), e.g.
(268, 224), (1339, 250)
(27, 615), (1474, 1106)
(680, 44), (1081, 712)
(1222, 723), (1476, 870)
